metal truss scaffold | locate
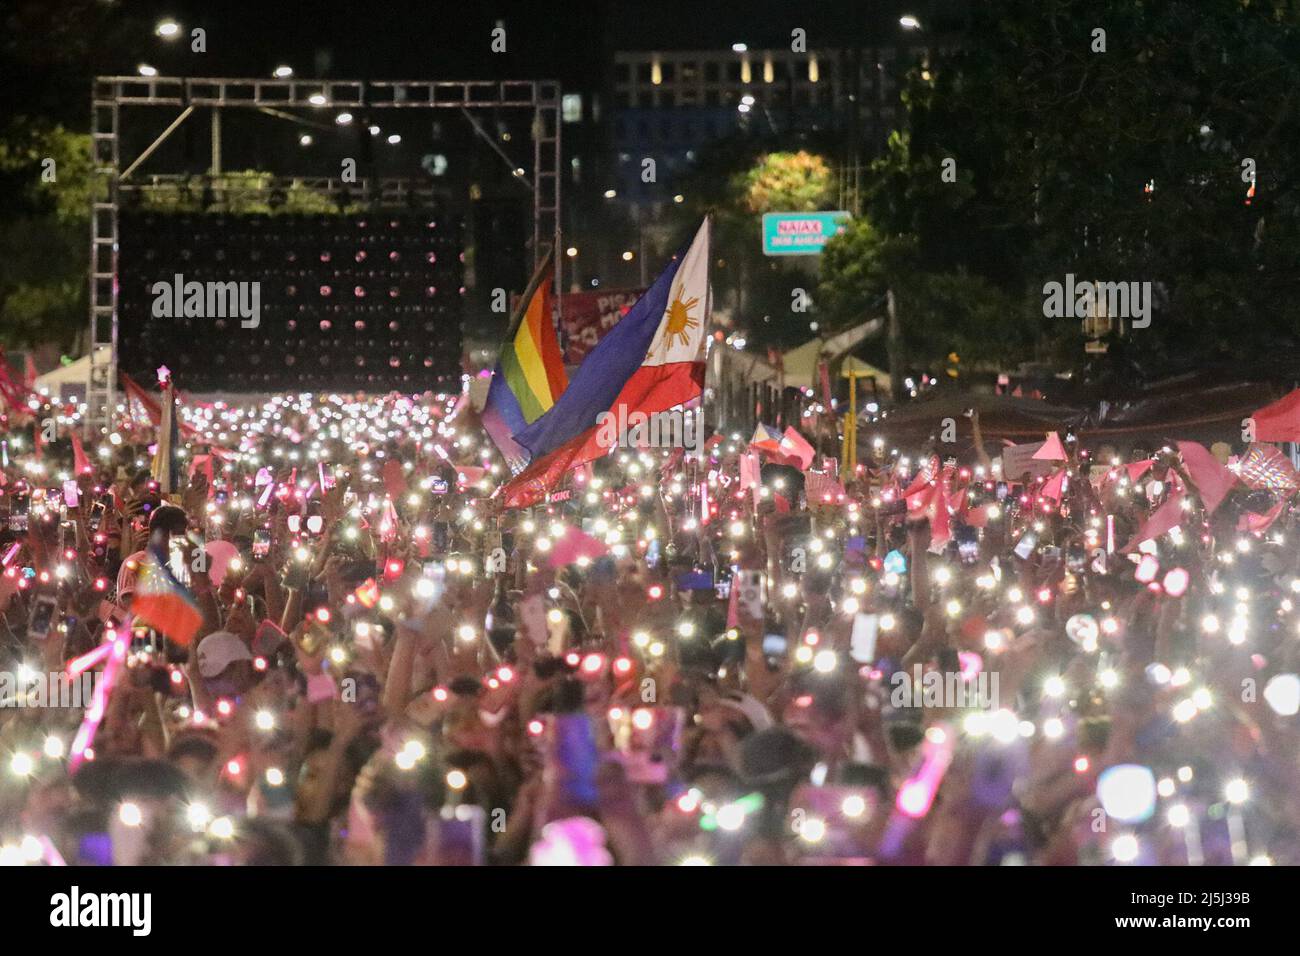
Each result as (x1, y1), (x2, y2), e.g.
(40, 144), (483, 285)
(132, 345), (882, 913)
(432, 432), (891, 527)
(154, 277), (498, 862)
(87, 76), (562, 435)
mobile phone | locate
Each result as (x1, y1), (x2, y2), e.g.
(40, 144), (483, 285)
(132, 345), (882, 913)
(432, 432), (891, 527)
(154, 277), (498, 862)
(432, 520), (450, 555)
(519, 593), (548, 646)
(252, 530), (271, 560)
(169, 538), (191, 586)
(736, 570), (765, 621)
(28, 593), (59, 640)
(547, 712), (599, 807)
(762, 633), (788, 657)
(850, 613), (879, 664)
(436, 805), (485, 866)
(430, 477), (449, 496)
(1013, 531), (1037, 561)
(407, 562), (445, 620)
(62, 480), (81, 509)
(995, 482), (1008, 501)
(9, 494), (29, 533)
(89, 499), (107, 532)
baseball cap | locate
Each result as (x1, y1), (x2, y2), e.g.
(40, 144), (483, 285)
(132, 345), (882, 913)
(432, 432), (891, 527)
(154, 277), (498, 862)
(196, 631), (254, 679)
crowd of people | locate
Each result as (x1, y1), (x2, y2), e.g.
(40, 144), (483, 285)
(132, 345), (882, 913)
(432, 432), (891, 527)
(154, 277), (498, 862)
(0, 385), (1298, 866)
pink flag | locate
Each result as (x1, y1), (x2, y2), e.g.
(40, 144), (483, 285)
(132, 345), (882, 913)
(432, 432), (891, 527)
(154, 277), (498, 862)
(1177, 441), (1235, 515)
(455, 465), (487, 487)
(1238, 495), (1290, 534)
(1040, 469), (1066, 503)
(1032, 431), (1068, 461)
(739, 452), (760, 491)
(1234, 444), (1299, 492)
(547, 526), (610, 568)
(805, 471), (846, 504)
(1125, 459), (1154, 483)
(1122, 489), (1186, 552)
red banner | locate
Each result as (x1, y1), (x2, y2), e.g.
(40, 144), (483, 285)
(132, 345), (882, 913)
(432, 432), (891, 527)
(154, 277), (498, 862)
(559, 289), (644, 365)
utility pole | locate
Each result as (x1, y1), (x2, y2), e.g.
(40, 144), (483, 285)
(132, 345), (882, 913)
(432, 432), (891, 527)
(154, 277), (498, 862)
(887, 287), (904, 402)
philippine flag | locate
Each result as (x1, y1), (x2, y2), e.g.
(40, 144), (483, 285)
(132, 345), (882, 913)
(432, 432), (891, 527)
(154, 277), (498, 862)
(502, 218), (711, 507)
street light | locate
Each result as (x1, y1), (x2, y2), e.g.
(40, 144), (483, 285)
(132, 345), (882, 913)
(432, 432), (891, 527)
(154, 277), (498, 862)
(273, 65), (294, 78)
(732, 43), (748, 52)
(155, 20), (181, 39)
(899, 15), (922, 29)
(386, 134), (401, 145)
(138, 64), (158, 77)
(603, 189), (617, 199)
(335, 112), (353, 125)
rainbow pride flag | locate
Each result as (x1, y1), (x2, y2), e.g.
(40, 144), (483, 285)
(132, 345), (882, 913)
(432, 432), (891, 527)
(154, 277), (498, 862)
(131, 543), (203, 647)
(483, 252), (568, 473)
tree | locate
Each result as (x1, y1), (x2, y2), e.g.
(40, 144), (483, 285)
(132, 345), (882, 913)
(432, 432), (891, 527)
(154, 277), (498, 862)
(0, 122), (95, 349)
(819, 217), (1022, 396)
(851, 0), (1300, 382)
(735, 150), (834, 214)
(675, 143), (839, 349)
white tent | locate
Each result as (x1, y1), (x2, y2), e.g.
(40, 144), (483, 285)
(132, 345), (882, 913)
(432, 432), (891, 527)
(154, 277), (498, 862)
(780, 319), (885, 390)
(34, 347), (111, 402)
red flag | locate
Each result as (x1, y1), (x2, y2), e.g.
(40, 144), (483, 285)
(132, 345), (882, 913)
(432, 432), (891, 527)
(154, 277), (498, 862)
(818, 359), (835, 417)
(71, 432), (92, 475)
(382, 459), (407, 500)
(1250, 388), (1300, 443)
(779, 427), (816, 471)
